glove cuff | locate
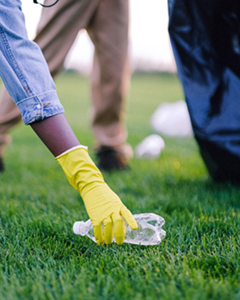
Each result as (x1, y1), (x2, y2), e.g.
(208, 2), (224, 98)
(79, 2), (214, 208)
(55, 145), (88, 159)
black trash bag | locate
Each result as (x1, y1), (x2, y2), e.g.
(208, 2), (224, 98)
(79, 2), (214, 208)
(168, 0), (240, 183)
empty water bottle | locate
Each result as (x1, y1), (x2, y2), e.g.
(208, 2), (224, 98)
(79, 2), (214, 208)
(73, 213), (166, 246)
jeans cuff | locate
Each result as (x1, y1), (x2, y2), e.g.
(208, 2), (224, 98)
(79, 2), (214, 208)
(16, 90), (65, 125)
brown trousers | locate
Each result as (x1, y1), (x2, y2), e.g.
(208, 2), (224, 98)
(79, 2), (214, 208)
(0, 0), (130, 155)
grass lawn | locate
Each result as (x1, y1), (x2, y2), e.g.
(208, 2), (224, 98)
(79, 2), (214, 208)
(0, 72), (239, 300)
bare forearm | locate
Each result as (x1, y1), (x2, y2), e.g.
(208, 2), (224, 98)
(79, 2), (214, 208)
(30, 114), (80, 157)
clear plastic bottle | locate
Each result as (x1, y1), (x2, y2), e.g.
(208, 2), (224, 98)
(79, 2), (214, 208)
(73, 213), (166, 246)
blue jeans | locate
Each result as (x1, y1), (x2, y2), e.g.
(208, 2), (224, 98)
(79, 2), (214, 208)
(0, 0), (64, 125)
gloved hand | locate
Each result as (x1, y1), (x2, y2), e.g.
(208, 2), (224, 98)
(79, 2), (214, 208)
(56, 146), (138, 245)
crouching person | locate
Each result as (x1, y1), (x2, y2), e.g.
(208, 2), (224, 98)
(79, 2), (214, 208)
(0, 0), (137, 245)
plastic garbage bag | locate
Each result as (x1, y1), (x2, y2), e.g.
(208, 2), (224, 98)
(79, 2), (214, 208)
(168, 0), (240, 183)
(151, 100), (193, 137)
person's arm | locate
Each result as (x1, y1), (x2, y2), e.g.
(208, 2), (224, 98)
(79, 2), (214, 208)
(31, 113), (80, 156)
(31, 114), (138, 245)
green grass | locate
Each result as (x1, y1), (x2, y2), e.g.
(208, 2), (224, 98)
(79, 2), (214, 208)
(0, 72), (239, 300)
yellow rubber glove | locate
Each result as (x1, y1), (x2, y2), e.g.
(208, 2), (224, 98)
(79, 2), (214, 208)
(56, 146), (138, 245)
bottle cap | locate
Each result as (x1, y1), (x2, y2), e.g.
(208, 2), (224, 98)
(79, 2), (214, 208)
(73, 221), (85, 235)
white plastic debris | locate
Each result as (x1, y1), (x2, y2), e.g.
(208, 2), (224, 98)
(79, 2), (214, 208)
(135, 134), (165, 159)
(73, 213), (166, 246)
(151, 100), (193, 137)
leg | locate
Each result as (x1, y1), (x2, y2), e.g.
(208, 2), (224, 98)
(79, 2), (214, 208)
(35, 0), (100, 76)
(87, 0), (132, 170)
(0, 89), (22, 171)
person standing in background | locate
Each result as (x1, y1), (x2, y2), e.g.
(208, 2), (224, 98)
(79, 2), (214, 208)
(0, 0), (133, 172)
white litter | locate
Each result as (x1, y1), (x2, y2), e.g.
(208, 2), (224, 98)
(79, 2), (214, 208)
(151, 100), (193, 137)
(135, 134), (165, 159)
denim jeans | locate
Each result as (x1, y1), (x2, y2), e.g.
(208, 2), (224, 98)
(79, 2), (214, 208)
(0, 0), (64, 125)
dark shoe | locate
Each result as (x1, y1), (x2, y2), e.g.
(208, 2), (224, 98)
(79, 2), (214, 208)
(0, 157), (4, 173)
(95, 146), (129, 171)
